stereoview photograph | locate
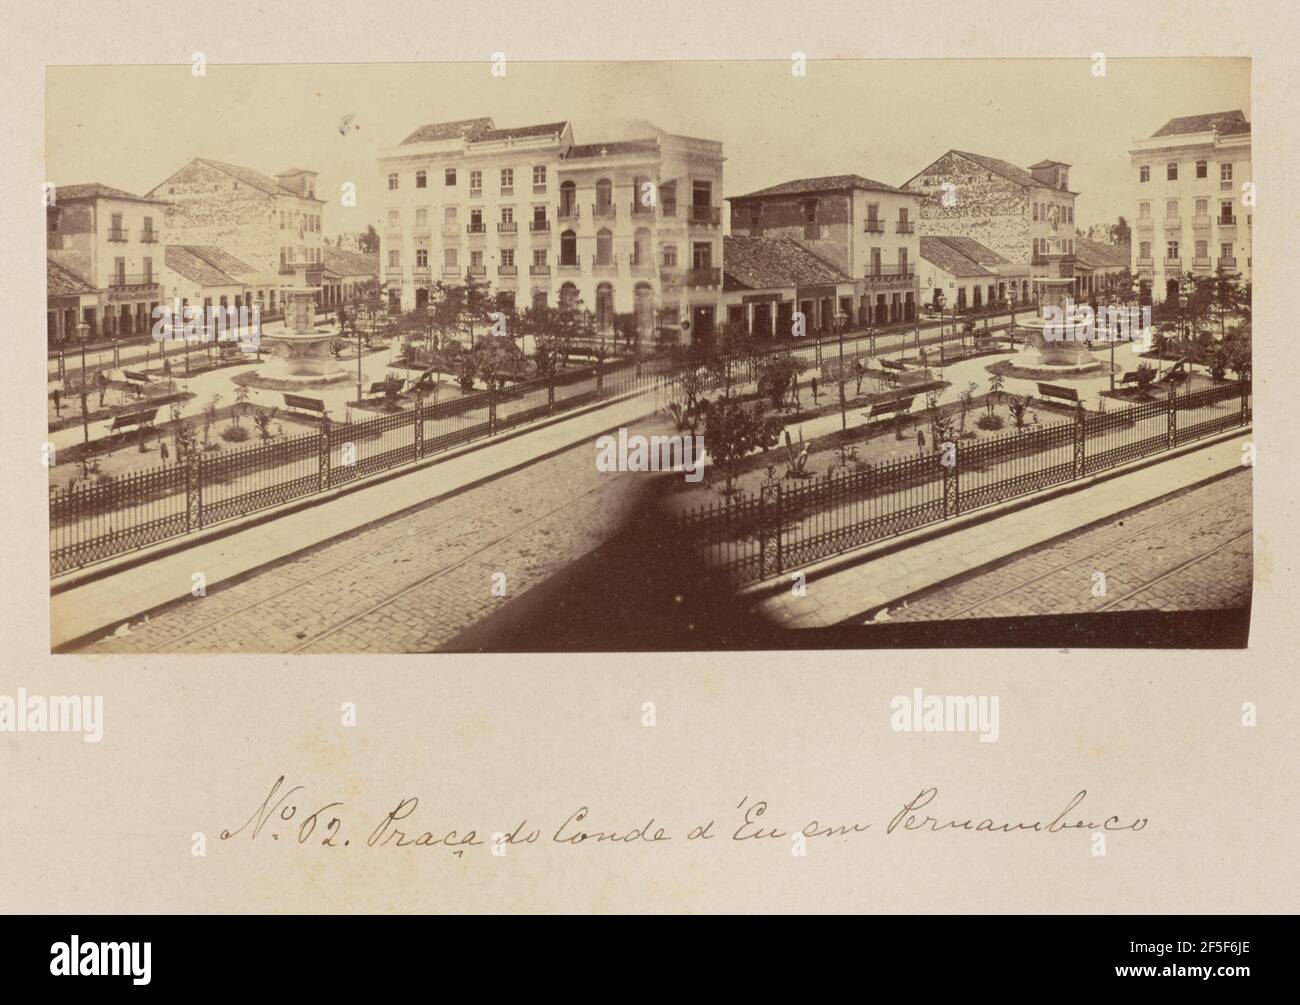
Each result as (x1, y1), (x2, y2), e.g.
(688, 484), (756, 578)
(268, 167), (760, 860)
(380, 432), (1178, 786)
(45, 59), (1253, 653)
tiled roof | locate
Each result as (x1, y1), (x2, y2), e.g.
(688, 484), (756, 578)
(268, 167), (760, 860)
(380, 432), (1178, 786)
(1029, 159), (1070, 169)
(47, 258), (95, 296)
(183, 246), (266, 282)
(54, 182), (165, 204)
(165, 245), (261, 287)
(928, 234), (1009, 267)
(949, 151), (1047, 189)
(732, 174), (911, 200)
(919, 236), (995, 278)
(401, 117), (495, 145)
(722, 236), (850, 291)
(1152, 110), (1250, 138)
(564, 139), (659, 159)
(194, 158), (311, 199)
(323, 247), (379, 278)
(1074, 237), (1131, 270)
(476, 121), (567, 143)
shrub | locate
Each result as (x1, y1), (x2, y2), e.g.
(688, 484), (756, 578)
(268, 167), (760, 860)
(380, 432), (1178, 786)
(221, 424), (251, 443)
(976, 413), (1005, 431)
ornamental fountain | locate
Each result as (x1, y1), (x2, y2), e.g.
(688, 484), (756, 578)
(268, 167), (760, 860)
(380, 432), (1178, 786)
(255, 264), (350, 385)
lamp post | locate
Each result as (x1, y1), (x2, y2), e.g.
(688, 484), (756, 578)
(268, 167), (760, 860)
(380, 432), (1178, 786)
(76, 321), (90, 445)
(836, 311), (848, 432)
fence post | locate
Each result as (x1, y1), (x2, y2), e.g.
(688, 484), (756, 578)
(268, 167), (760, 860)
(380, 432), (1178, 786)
(488, 385), (497, 434)
(758, 488), (767, 579)
(318, 416), (332, 490)
(184, 450), (202, 532)
(413, 393), (424, 458)
(57, 349), (66, 382)
(547, 374), (555, 415)
(1240, 379), (1248, 425)
(596, 363), (603, 393)
(774, 482), (784, 574)
(1165, 382), (1177, 450)
(1073, 402), (1087, 479)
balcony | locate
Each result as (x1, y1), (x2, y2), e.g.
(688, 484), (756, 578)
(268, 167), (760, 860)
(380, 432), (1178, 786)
(497, 264), (518, 276)
(441, 266), (460, 277)
(468, 265), (487, 277)
(1218, 257), (1237, 269)
(533, 183), (547, 195)
(629, 259), (655, 277)
(470, 188), (483, 199)
(592, 255), (618, 275)
(501, 186), (514, 197)
(592, 202), (616, 220)
(467, 222), (486, 235)
(1218, 215), (1237, 227)
(864, 219), (885, 234)
(1136, 257), (1155, 273)
(630, 201), (655, 217)
(866, 263), (915, 277)
(108, 228), (128, 242)
(689, 205), (721, 225)
(140, 230), (159, 243)
(557, 259), (581, 273)
(1220, 180), (1234, 191)
(1192, 257), (1212, 270)
(529, 264), (551, 276)
(895, 221), (915, 235)
(1163, 217), (1182, 229)
(557, 203), (579, 221)
(685, 266), (721, 287)
(109, 273), (158, 288)
(661, 204), (678, 219)
(412, 266), (431, 279)
(440, 224), (459, 237)
(660, 267), (681, 285)
(411, 225), (431, 239)
(1163, 258), (1182, 270)
(1135, 218), (1154, 231)
(529, 220), (550, 233)
(1192, 215), (1211, 229)
(497, 221), (517, 233)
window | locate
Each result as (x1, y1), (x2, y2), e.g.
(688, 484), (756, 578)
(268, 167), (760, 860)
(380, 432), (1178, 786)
(388, 173), (399, 190)
(470, 250), (484, 268)
(661, 244), (677, 268)
(559, 180), (577, 216)
(143, 257), (152, 283)
(279, 211), (285, 229)
(110, 212), (124, 239)
(692, 180), (712, 207)
(802, 199), (817, 222)
(469, 208), (483, 232)
(416, 248), (428, 268)
(1220, 200), (1234, 221)
(500, 168), (513, 193)
(533, 204), (547, 224)
(633, 228), (651, 265)
(444, 247), (458, 268)
(416, 170), (427, 189)
(1139, 241), (1151, 259)
(388, 250), (400, 268)
(387, 209), (400, 227)
(445, 168), (457, 186)
(692, 242), (712, 269)
(595, 178), (613, 211)
(596, 228), (614, 265)
(1196, 160), (1207, 179)
(1033, 203), (1039, 221)
(560, 229), (577, 266)
(470, 170), (482, 193)
(661, 180), (676, 216)
(1067, 206), (1073, 223)
(532, 248), (547, 267)
(1195, 240), (1208, 258)
(748, 205), (761, 227)
(1166, 240), (1179, 261)
(1220, 242), (1232, 260)
(501, 206), (513, 223)
(1139, 165), (1150, 183)
(1167, 162), (1178, 181)
(532, 165), (546, 189)
(1139, 202), (1150, 220)
(444, 206), (457, 227)
(415, 208), (428, 227)
(501, 248), (514, 267)
(1195, 198), (1208, 218)
(1165, 200), (1178, 219)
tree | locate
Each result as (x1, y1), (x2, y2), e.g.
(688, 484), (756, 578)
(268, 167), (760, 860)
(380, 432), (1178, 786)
(757, 351), (807, 410)
(1110, 216), (1131, 246)
(1007, 394), (1032, 428)
(987, 372), (1005, 414)
(357, 224), (380, 254)
(699, 397), (783, 497)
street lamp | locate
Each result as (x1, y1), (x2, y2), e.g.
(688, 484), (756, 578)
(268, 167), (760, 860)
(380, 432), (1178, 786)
(835, 310), (849, 432)
(76, 321), (90, 445)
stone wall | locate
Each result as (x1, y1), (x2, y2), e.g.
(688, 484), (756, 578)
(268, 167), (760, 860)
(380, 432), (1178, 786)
(906, 152), (1031, 263)
(155, 160), (279, 275)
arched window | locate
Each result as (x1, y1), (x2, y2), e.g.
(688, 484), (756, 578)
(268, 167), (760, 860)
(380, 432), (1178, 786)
(560, 229), (578, 266)
(633, 228), (652, 266)
(634, 283), (654, 339)
(596, 283), (614, 330)
(596, 228), (614, 266)
(559, 282), (579, 311)
(559, 180), (577, 218)
(595, 178), (613, 216)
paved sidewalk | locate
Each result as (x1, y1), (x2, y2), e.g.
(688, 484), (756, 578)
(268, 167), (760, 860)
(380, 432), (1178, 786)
(51, 387), (660, 650)
(754, 431), (1251, 629)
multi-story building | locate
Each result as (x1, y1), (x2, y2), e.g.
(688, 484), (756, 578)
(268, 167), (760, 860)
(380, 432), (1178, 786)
(146, 158), (323, 315)
(727, 174), (921, 327)
(377, 117), (725, 343)
(46, 183), (168, 340)
(903, 150), (1079, 305)
(1127, 110), (1251, 303)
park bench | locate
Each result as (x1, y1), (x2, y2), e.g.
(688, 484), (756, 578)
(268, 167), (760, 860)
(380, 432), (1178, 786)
(1120, 370), (1141, 385)
(862, 395), (915, 424)
(1156, 358), (1188, 384)
(1036, 382), (1080, 406)
(365, 381), (391, 398)
(123, 370), (151, 397)
(282, 392), (326, 418)
(879, 359), (909, 372)
(104, 406), (158, 435)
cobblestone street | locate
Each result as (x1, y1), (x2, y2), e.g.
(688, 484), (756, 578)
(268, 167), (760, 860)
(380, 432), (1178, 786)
(80, 414), (676, 653)
(875, 468), (1252, 622)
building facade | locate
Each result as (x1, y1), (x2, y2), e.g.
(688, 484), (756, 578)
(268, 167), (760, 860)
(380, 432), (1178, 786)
(918, 235), (1031, 314)
(46, 183), (168, 340)
(720, 235), (856, 339)
(147, 158), (326, 311)
(376, 117), (725, 343)
(1127, 110), (1252, 303)
(903, 150), (1079, 303)
(727, 174), (921, 327)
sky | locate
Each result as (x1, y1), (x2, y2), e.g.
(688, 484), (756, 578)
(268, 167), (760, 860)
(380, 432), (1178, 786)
(47, 58), (1250, 239)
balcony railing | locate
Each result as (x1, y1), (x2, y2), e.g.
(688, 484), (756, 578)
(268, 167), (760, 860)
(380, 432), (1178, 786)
(557, 260), (581, 272)
(1136, 218), (1153, 229)
(1192, 216), (1211, 229)
(529, 264), (551, 276)
(592, 255), (618, 274)
(109, 273), (157, 288)
(557, 203), (579, 221)
(468, 265), (487, 277)
(500, 186), (514, 197)
(1220, 180), (1234, 191)
(690, 205), (721, 225)
(140, 230), (159, 243)
(660, 267), (680, 285)
(661, 204), (678, 218)
(895, 221), (915, 234)
(592, 203), (616, 220)
(440, 225), (458, 237)
(631, 201), (655, 217)
(866, 263), (915, 277)
(1164, 258), (1182, 270)
(108, 228), (128, 242)
(1163, 217), (1182, 228)
(685, 266), (721, 286)
(1218, 257), (1237, 268)
(533, 183), (547, 195)
(497, 221), (517, 233)
(467, 222), (486, 234)
(1136, 257), (1154, 269)
(629, 259), (654, 276)
(470, 188), (483, 199)
(863, 219), (885, 234)
(412, 266), (431, 278)
(1219, 215), (1237, 226)
(1192, 257), (1212, 269)
(498, 264), (518, 276)
(529, 220), (550, 232)
(442, 266), (460, 277)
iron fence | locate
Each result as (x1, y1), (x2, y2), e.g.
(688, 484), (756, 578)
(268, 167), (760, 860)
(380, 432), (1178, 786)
(50, 359), (667, 576)
(676, 380), (1251, 587)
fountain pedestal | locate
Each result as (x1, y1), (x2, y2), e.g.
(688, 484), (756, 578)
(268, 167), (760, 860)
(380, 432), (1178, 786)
(257, 265), (350, 384)
(1011, 277), (1106, 374)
